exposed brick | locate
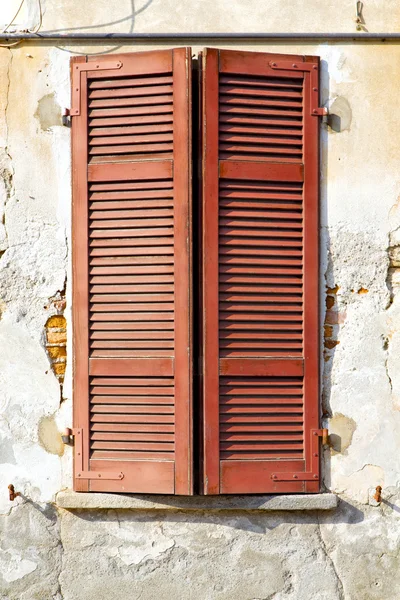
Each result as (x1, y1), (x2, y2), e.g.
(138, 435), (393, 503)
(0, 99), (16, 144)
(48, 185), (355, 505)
(326, 285), (339, 295)
(52, 362), (66, 376)
(46, 315), (66, 328)
(326, 295), (335, 309)
(45, 313), (67, 387)
(46, 330), (67, 345)
(324, 339), (340, 350)
(46, 346), (67, 359)
(325, 309), (347, 325)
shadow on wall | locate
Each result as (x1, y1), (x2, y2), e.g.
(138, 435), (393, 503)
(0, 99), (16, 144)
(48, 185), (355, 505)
(319, 59), (345, 492)
(43, 0), (154, 33)
(42, 0), (155, 55)
(63, 497), (365, 529)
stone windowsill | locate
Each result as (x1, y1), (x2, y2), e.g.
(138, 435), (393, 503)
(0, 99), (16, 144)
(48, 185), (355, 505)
(56, 491), (338, 511)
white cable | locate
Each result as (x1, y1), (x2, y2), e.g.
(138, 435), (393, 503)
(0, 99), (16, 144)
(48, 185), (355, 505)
(0, 0), (42, 47)
(2, 0), (25, 33)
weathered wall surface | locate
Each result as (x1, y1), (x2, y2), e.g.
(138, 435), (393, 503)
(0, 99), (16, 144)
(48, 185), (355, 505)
(1, 1), (400, 598)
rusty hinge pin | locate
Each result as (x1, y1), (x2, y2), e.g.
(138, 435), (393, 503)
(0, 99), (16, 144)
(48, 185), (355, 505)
(321, 428), (329, 446)
(62, 427), (74, 445)
(62, 108), (71, 127)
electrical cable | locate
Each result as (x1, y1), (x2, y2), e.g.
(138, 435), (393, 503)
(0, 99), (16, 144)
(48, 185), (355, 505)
(0, 0), (42, 47)
(2, 0), (25, 33)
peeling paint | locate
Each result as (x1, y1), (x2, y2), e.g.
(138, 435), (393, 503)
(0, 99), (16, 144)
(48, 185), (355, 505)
(329, 413), (357, 455)
(328, 96), (352, 134)
(0, 548), (37, 583)
(34, 93), (62, 131)
(38, 414), (64, 456)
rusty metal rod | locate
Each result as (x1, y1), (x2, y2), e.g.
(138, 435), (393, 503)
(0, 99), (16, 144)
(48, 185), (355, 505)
(8, 484), (20, 501)
(1, 32), (400, 42)
(374, 486), (382, 503)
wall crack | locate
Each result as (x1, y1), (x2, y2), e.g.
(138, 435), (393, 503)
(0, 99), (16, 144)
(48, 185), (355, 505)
(55, 511), (65, 600)
(317, 520), (345, 600)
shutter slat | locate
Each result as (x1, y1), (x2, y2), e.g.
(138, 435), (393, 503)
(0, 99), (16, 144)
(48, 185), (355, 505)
(89, 84), (173, 99)
(90, 133), (173, 146)
(92, 423), (175, 432)
(89, 114), (173, 127)
(89, 75), (173, 89)
(90, 313), (174, 321)
(91, 398), (174, 406)
(90, 237), (174, 247)
(91, 414), (174, 422)
(90, 123), (173, 136)
(89, 94), (173, 108)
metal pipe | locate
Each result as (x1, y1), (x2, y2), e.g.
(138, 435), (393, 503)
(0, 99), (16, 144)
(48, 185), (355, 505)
(0, 32), (400, 42)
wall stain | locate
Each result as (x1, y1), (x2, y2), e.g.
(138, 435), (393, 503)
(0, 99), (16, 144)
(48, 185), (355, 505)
(328, 96), (352, 133)
(329, 413), (357, 455)
(38, 414), (64, 456)
(34, 93), (62, 131)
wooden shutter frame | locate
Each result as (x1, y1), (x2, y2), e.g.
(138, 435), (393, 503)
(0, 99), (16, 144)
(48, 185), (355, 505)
(201, 48), (322, 494)
(72, 49), (193, 494)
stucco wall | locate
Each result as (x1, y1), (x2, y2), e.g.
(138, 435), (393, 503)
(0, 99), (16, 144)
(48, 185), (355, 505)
(1, 1), (400, 598)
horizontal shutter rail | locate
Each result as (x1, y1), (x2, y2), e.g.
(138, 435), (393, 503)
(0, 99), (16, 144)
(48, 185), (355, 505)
(86, 51), (173, 78)
(88, 160), (172, 182)
(89, 357), (174, 376)
(219, 358), (304, 376)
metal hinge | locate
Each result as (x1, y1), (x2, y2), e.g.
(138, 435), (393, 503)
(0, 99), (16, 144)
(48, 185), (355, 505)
(62, 108), (71, 127)
(271, 428), (328, 482)
(73, 428), (124, 481)
(71, 60), (123, 117)
(269, 60), (328, 117)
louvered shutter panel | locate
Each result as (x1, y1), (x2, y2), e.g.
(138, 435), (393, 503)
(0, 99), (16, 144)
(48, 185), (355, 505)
(201, 49), (321, 494)
(72, 49), (192, 494)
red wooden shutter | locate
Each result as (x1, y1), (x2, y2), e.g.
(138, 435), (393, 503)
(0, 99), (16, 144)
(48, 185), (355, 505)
(72, 49), (192, 494)
(201, 48), (321, 494)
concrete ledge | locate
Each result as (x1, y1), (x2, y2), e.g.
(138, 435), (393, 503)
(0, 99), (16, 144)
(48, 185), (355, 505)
(56, 491), (338, 511)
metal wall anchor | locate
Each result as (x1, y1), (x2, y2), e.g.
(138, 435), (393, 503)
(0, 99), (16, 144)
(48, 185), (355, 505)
(8, 484), (20, 501)
(374, 485), (382, 503)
